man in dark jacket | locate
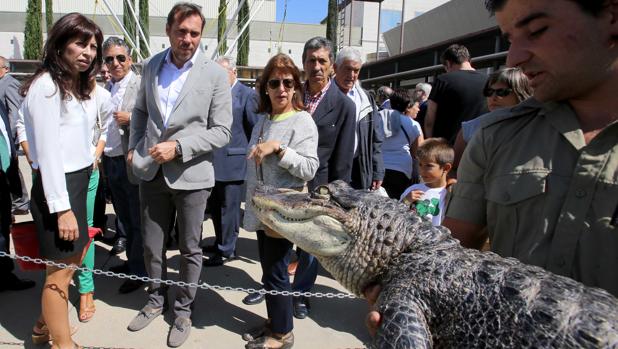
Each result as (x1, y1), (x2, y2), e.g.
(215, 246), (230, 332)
(334, 46), (385, 191)
(289, 37), (357, 319)
(203, 56), (259, 267)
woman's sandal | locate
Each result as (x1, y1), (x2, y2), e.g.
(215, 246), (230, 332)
(78, 291), (96, 323)
(32, 320), (78, 344)
(245, 331), (294, 349)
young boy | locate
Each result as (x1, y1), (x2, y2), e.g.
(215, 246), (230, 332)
(400, 138), (453, 226)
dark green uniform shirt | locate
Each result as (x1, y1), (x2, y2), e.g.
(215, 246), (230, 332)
(447, 98), (618, 297)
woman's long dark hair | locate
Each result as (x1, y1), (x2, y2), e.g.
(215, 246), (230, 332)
(21, 13), (103, 100)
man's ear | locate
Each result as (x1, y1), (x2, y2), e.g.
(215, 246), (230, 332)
(165, 24), (171, 38)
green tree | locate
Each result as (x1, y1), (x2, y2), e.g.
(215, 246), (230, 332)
(217, 0), (228, 55)
(45, 0), (53, 32)
(326, 0), (337, 54)
(24, 0), (43, 60)
(236, 0), (250, 66)
(123, 0), (137, 59)
(138, 0), (149, 58)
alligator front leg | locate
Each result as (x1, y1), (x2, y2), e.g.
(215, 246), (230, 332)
(371, 300), (433, 349)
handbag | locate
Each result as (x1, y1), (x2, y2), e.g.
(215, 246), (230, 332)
(11, 221), (102, 271)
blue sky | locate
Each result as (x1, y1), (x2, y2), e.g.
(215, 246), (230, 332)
(276, 0), (329, 24)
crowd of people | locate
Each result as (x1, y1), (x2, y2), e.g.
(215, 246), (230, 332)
(0, 0), (616, 348)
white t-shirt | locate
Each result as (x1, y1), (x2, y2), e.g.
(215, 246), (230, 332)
(400, 183), (447, 226)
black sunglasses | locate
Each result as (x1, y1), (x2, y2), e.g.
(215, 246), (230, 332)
(483, 87), (513, 98)
(267, 78), (294, 90)
(104, 54), (127, 65)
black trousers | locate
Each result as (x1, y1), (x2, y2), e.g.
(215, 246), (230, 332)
(382, 169), (411, 200)
(257, 230), (293, 334)
(209, 180), (243, 257)
(0, 171), (14, 275)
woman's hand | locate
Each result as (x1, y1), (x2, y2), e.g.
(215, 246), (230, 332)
(57, 210), (79, 241)
(247, 140), (281, 165)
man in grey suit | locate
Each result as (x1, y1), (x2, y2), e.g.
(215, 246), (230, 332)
(101, 36), (147, 294)
(202, 56), (259, 266)
(126, 3), (232, 347)
(0, 56), (29, 216)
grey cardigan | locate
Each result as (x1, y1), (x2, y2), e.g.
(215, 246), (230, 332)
(243, 110), (319, 232)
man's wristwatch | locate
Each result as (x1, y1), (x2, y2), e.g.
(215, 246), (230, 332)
(175, 140), (183, 157)
(275, 144), (287, 155)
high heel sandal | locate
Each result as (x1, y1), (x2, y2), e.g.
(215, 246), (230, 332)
(78, 291), (96, 323)
(31, 321), (78, 344)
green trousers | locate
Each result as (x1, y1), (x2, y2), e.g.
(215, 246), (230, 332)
(75, 168), (98, 294)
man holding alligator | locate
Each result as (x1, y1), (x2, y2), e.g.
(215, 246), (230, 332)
(366, 0), (618, 336)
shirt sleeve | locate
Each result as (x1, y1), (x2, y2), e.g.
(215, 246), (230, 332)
(96, 86), (113, 143)
(28, 77), (70, 213)
(278, 114), (319, 182)
(16, 105), (27, 143)
(445, 128), (487, 225)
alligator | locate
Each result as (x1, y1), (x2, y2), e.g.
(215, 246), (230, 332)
(251, 180), (618, 349)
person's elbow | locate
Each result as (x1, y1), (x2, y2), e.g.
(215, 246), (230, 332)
(442, 217), (487, 250)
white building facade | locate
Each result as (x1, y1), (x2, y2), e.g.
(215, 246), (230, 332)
(0, 0), (450, 66)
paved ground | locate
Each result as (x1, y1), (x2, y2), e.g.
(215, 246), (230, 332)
(0, 157), (371, 349)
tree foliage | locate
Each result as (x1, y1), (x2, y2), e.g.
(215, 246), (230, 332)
(45, 0), (53, 32)
(123, 0), (137, 59)
(24, 0), (43, 60)
(326, 0), (338, 54)
(236, 0), (250, 66)
(139, 0), (149, 59)
(218, 0), (228, 55)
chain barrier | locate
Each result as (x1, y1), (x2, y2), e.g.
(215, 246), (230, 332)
(0, 251), (356, 299)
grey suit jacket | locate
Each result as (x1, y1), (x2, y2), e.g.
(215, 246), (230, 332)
(0, 74), (23, 138)
(129, 50), (232, 190)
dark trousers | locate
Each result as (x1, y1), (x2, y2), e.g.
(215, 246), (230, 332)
(209, 180), (243, 257)
(0, 171), (14, 275)
(257, 230), (293, 334)
(103, 155), (146, 276)
(9, 157), (29, 213)
(382, 169), (411, 200)
(140, 171), (211, 318)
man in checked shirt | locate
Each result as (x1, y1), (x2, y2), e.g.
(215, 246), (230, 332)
(289, 36), (357, 320)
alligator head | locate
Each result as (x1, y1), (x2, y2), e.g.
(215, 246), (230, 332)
(252, 180), (436, 296)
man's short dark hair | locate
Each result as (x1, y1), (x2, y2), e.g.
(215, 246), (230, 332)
(440, 44), (471, 65)
(484, 0), (607, 16)
(302, 36), (334, 64)
(167, 2), (206, 31)
(103, 36), (131, 56)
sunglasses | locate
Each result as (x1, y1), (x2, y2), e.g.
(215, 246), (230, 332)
(483, 87), (513, 98)
(267, 78), (294, 90)
(104, 54), (127, 65)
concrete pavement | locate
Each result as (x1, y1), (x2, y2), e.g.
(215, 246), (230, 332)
(0, 156), (371, 349)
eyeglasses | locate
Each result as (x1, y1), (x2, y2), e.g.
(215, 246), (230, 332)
(483, 87), (513, 98)
(104, 54), (127, 65)
(267, 78), (294, 90)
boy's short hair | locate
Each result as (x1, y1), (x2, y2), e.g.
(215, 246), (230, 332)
(417, 138), (454, 167)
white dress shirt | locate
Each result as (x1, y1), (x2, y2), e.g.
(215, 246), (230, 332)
(157, 49), (199, 128)
(22, 73), (111, 213)
(104, 70), (134, 157)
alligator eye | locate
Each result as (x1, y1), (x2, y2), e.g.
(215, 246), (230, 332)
(311, 185), (331, 200)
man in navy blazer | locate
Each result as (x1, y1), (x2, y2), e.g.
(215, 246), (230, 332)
(291, 37), (356, 318)
(203, 56), (259, 266)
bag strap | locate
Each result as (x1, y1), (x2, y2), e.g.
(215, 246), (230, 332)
(255, 117), (267, 184)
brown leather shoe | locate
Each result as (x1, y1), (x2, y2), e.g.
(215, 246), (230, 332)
(287, 261), (298, 276)
(245, 331), (294, 349)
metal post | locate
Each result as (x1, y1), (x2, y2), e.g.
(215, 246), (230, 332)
(224, 0), (266, 57)
(212, 0), (249, 60)
(348, 0), (354, 46)
(100, 0), (144, 61)
(123, 0), (151, 56)
(399, 0), (406, 54)
(375, 1), (381, 60)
